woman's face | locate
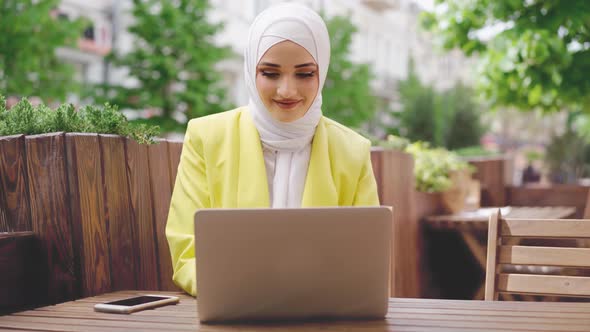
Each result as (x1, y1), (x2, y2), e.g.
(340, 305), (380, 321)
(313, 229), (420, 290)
(256, 40), (319, 123)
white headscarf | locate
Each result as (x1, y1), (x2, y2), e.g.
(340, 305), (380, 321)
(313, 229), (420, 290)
(244, 3), (330, 208)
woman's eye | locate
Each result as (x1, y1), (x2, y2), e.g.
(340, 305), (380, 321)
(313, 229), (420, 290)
(261, 71), (279, 79)
(296, 71), (316, 78)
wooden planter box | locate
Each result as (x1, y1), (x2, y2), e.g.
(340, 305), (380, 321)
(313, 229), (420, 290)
(467, 157), (507, 207)
(0, 133), (183, 307)
(371, 148), (421, 298)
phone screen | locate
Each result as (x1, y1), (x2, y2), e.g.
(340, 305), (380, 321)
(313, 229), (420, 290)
(104, 296), (168, 307)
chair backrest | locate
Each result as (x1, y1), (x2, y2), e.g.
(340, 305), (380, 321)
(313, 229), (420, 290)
(484, 210), (590, 301)
(584, 189), (590, 219)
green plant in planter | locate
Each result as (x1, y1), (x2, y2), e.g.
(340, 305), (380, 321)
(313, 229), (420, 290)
(0, 96), (159, 144)
(378, 134), (411, 151)
(405, 141), (473, 193)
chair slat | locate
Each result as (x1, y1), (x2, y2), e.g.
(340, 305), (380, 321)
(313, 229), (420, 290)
(499, 245), (590, 267)
(484, 210), (501, 301)
(497, 274), (590, 296)
(500, 219), (590, 238)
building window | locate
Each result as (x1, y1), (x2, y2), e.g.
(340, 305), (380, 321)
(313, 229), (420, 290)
(83, 25), (95, 41)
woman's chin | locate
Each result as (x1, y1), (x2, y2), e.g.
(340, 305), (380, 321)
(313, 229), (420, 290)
(270, 109), (305, 123)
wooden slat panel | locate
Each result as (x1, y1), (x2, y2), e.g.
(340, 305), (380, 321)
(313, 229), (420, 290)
(0, 232), (38, 310)
(380, 149), (418, 297)
(0, 135), (31, 232)
(498, 273), (590, 296)
(505, 206), (575, 219)
(148, 141), (178, 291)
(168, 141), (183, 189)
(370, 148), (383, 203)
(99, 135), (137, 291)
(499, 245), (590, 267)
(66, 134), (111, 297)
(126, 138), (159, 290)
(485, 210), (500, 301)
(0, 315), (197, 331)
(387, 306), (590, 319)
(506, 185), (589, 219)
(468, 158), (505, 207)
(0, 319), (152, 332)
(501, 219), (590, 238)
(15, 309), (195, 324)
(27, 133), (79, 304)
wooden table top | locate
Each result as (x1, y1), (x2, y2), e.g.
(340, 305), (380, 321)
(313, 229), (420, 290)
(1, 291), (590, 331)
(425, 206), (576, 230)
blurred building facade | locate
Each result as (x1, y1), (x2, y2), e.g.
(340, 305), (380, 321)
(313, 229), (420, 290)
(57, 0), (473, 110)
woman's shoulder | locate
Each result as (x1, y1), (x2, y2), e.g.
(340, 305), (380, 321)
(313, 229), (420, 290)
(321, 116), (371, 149)
(186, 107), (246, 138)
(187, 107), (245, 128)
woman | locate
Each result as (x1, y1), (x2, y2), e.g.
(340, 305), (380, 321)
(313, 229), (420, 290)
(166, 3), (379, 296)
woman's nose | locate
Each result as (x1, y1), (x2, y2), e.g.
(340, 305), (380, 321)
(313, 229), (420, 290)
(277, 78), (297, 98)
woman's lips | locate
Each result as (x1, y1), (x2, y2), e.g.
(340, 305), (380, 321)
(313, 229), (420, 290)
(274, 99), (301, 110)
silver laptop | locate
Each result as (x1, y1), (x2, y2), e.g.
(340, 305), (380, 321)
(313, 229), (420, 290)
(194, 206), (392, 323)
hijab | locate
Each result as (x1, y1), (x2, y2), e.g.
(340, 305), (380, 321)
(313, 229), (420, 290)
(244, 3), (330, 208)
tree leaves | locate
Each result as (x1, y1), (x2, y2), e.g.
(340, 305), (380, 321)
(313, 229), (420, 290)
(0, 0), (84, 101)
(392, 58), (484, 150)
(321, 15), (378, 127)
(88, 0), (232, 131)
(421, 0), (590, 113)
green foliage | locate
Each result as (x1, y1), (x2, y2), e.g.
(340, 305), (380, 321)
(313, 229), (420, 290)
(405, 141), (473, 193)
(395, 58), (440, 145)
(421, 0), (590, 113)
(0, 0), (84, 101)
(377, 134), (411, 150)
(322, 15), (378, 127)
(88, 0), (232, 132)
(524, 150), (543, 162)
(454, 145), (500, 158)
(0, 95), (159, 144)
(544, 128), (590, 183)
(440, 83), (486, 150)
(392, 59), (485, 149)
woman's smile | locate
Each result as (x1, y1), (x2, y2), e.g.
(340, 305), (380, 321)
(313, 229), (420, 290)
(273, 99), (302, 109)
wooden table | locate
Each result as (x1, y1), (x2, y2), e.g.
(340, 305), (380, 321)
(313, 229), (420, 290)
(425, 206), (577, 300)
(1, 291), (589, 331)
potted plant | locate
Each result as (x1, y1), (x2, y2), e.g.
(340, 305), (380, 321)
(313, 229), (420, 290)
(405, 141), (475, 214)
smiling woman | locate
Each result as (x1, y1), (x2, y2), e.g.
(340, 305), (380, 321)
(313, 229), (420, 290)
(165, 3), (380, 297)
(255, 41), (320, 123)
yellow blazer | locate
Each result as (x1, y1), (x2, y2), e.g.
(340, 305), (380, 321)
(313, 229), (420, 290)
(165, 107), (379, 295)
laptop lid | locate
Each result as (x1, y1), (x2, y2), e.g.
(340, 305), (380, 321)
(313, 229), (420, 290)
(194, 206), (392, 322)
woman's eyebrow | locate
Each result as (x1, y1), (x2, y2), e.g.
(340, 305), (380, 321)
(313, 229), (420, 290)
(295, 63), (317, 68)
(258, 62), (280, 68)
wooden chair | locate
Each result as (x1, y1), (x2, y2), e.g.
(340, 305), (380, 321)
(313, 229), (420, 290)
(484, 210), (590, 301)
(584, 189), (590, 219)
